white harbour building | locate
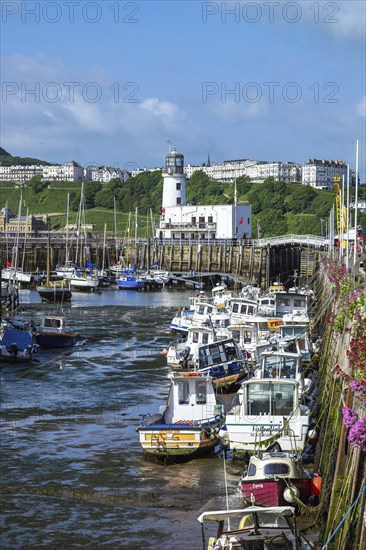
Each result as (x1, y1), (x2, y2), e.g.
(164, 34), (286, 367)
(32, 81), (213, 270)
(157, 149), (251, 241)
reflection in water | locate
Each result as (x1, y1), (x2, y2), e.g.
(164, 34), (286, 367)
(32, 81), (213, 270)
(1, 291), (241, 548)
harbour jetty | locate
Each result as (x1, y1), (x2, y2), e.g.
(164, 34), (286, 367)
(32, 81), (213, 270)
(0, 232), (329, 288)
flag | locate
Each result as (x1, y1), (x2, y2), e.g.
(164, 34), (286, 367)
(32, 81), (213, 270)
(5, 260), (12, 267)
(239, 216), (244, 225)
(161, 207), (165, 214)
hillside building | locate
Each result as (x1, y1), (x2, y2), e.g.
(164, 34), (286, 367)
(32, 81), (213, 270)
(157, 149), (251, 241)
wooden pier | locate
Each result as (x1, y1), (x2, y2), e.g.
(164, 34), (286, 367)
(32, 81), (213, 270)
(0, 232), (328, 289)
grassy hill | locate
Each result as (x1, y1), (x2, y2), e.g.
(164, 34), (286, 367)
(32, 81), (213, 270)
(0, 147), (53, 166)
(0, 182), (156, 236)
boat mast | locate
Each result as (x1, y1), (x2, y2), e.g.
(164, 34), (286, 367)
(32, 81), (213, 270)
(102, 222), (107, 272)
(21, 207), (29, 272)
(12, 189), (23, 283)
(114, 196), (118, 261)
(65, 192), (70, 265)
(47, 218), (51, 285)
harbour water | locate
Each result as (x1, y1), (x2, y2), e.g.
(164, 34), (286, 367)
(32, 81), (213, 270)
(1, 288), (242, 549)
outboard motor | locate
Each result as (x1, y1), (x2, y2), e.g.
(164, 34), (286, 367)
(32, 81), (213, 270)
(179, 346), (190, 368)
(8, 343), (18, 360)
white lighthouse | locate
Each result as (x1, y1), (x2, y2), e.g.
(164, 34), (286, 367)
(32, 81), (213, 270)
(162, 149), (186, 208)
(157, 147), (252, 241)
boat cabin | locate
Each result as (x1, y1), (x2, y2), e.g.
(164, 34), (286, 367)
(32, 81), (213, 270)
(225, 379), (310, 451)
(162, 373), (221, 424)
(274, 291), (308, 317)
(257, 349), (303, 381)
(197, 338), (244, 370)
(258, 295), (276, 316)
(244, 451), (310, 481)
(228, 297), (258, 320)
(40, 316), (67, 333)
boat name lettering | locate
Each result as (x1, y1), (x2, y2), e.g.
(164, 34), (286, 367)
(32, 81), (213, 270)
(251, 425), (281, 434)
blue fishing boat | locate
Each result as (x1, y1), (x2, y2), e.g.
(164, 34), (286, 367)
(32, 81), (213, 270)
(115, 270), (147, 290)
(0, 317), (37, 362)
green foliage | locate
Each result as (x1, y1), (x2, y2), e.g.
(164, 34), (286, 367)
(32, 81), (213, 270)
(0, 173), (349, 237)
(28, 175), (47, 193)
(0, 148), (52, 166)
(186, 171), (227, 205)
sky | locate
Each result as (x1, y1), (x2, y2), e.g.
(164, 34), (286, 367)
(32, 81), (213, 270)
(1, 0), (365, 179)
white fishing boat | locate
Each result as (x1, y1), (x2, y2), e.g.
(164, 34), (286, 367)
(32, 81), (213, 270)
(223, 378), (311, 454)
(198, 505), (316, 549)
(165, 315), (231, 367)
(69, 272), (100, 292)
(227, 322), (275, 365)
(1, 267), (33, 284)
(170, 300), (226, 335)
(255, 348), (315, 400)
(137, 372), (224, 462)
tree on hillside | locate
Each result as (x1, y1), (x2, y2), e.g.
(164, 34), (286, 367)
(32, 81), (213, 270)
(28, 175), (47, 193)
(187, 171), (225, 204)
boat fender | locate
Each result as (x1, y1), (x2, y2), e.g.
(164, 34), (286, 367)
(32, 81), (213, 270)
(283, 485), (300, 503)
(219, 428), (230, 446)
(310, 474), (322, 497)
(161, 348), (168, 356)
(307, 428), (318, 444)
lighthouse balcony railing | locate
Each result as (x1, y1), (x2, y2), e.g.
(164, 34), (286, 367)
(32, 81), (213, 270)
(160, 222), (217, 230)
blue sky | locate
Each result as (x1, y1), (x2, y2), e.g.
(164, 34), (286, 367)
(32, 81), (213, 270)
(1, 0), (365, 179)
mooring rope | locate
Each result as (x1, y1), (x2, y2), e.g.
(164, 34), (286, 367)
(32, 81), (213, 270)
(321, 483), (366, 549)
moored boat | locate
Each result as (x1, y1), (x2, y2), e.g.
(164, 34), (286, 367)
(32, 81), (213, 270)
(223, 378), (311, 454)
(37, 280), (72, 302)
(240, 447), (320, 507)
(35, 315), (79, 349)
(197, 505), (316, 549)
(0, 317), (37, 362)
(115, 270), (147, 290)
(137, 372), (225, 462)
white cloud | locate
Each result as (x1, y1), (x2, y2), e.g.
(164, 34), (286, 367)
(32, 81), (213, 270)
(140, 98), (183, 120)
(207, 99), (267, 124)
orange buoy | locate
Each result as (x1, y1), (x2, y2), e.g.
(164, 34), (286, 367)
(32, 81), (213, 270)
(161, 349), (168, 356)
(310, 474), (322, 497)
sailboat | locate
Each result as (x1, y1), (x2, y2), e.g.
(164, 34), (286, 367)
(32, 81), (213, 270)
(36, 222), (72, 302)
(68, 183), (100, 292)
(2, 193), (34, 285)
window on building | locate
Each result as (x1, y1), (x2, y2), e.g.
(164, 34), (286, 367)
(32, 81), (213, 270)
(176, 182), (181, 190)
(192, 217), (196, 225)
(176, 197), (181, 205)
(208, 215), (213, 223)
